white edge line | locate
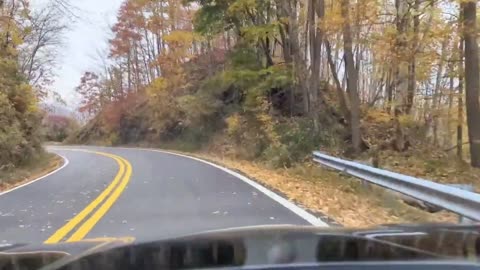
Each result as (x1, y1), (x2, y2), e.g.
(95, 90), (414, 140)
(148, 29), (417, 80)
(113, 147), (329, 227)
(0, 154), (70, 196)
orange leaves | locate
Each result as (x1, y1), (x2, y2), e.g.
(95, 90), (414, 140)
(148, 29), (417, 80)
(109, 0), (150, 57)
(108, 0), (197, 80)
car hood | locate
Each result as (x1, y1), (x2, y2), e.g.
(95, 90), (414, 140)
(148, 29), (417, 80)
(0, 224), (479, 269)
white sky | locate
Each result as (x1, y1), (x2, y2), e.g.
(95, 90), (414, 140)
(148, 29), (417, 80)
(32, 0), (124, 105)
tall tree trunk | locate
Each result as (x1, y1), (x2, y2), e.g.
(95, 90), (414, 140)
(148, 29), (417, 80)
(458, 34), (464, 159)
(287, 0), (309, 115)
(446, 60), (454, 147)
(326, 39), (350, 120)
(279, 0), (308, 115)
(385, 68), (393, 112)
(393, 0), (410, 151)
(341, 0), (361, 154)
(432, 38), (447, 146)
(308, 0), (314, 66)
(406, 0), (419, 114)
(275, 0), (294, 114)
(127, 49), (132, 93)
(308, 0), (324, 132)
(463, 0), (480, 167)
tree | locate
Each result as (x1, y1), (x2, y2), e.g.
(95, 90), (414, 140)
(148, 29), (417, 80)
(457, 10), (464, 159)
(462, 0), (480, 167)
(341, 0), (361, 154)
(76, 72), (104, 116)
(19, 1), (68, 98)
(308, 0), (324, 132)
(0, 0), (43, 168)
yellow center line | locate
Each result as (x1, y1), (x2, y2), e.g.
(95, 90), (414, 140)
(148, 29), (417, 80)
(66, 155), (132, 242)
(44, 150), (132, 244)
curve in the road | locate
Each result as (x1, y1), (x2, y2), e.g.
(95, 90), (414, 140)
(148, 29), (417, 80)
(44, 150), (132, 244)
(108, 147), (328, 227)
(1, 146), (328, 245)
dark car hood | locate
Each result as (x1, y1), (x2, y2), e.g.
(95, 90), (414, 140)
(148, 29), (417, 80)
(0, 224), (479, 270)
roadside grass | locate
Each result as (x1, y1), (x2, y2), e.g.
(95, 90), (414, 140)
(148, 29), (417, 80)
(185, 152), (458, 227)
(0, 153), (63, 193)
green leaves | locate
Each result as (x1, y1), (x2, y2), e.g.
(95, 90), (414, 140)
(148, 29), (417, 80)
(194, 4), (229, 35)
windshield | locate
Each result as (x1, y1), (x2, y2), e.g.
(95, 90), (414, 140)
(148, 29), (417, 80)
(0, 0), (480, 268)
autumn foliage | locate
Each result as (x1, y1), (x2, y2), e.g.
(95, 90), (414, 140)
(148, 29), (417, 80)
(73, 0), (480, 169)
(0, 0), (46, 170)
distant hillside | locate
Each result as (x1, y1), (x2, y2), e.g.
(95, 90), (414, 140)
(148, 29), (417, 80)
(40, 103), (75, 117)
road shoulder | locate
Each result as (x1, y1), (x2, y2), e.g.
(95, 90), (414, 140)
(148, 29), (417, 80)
(0, 153), (66, 194)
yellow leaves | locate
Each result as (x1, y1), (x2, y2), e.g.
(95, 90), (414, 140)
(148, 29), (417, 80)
(164, 30), (195, 45)
(322, 0), (379, 37)
(227, 0), (257, 16)
(241, 22), (279, 44)
(321, 1), (343, 35)
(398, 114), (415, 128)
(162, 31), (197, 66)
(19, 83), (38, 113)
(365, 109), (392, 124)
(146, 77), (167, 97)
(257, 112), (281, 147)
(226, 113), (242, 137)
(10, 29), (23, 46)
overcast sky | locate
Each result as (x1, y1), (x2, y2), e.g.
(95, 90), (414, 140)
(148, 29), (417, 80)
(32, 0), (124, 105)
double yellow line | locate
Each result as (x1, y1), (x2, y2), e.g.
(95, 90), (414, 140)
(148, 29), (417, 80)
(44, 150), (132, 244)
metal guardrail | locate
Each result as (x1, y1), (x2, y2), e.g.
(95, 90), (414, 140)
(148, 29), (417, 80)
(313, 151), (480, 221)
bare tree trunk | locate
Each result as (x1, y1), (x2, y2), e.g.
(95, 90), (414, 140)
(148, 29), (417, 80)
(458, 34), (464, 159)
(446, 60), (454, 147)
(341, 0), (361, 154)
(432, 38), (447, 146)
(405, 0), (420, 114)
(385, 68), (393, 112)
(326, 39), (350, 120)
(308, 0), (314, 66)
(406, 0), (419, 114)
(275, 0), (294, 114)
(280, 0), (309, 116)
(393, 0), (410, 151)
(463, 0), (480, 167)
(127, 49), (132, 93)
(308, 0), (324, 132)
(286, 0), (309, 115)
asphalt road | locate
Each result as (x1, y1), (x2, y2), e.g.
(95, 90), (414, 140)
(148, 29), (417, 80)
(0, 146), (326, 244)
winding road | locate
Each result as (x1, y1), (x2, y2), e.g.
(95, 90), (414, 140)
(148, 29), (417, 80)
(0, 146), (327, 244)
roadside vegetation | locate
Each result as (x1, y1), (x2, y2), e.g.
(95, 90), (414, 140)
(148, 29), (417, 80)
(0, 0), (70, 184)
(0, 153), (62, 193)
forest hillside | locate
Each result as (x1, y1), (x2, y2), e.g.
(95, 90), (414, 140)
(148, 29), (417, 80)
(70, 0), (480, 176)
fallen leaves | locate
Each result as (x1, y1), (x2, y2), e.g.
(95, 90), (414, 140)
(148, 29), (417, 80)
(191, 152), (457, 227)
